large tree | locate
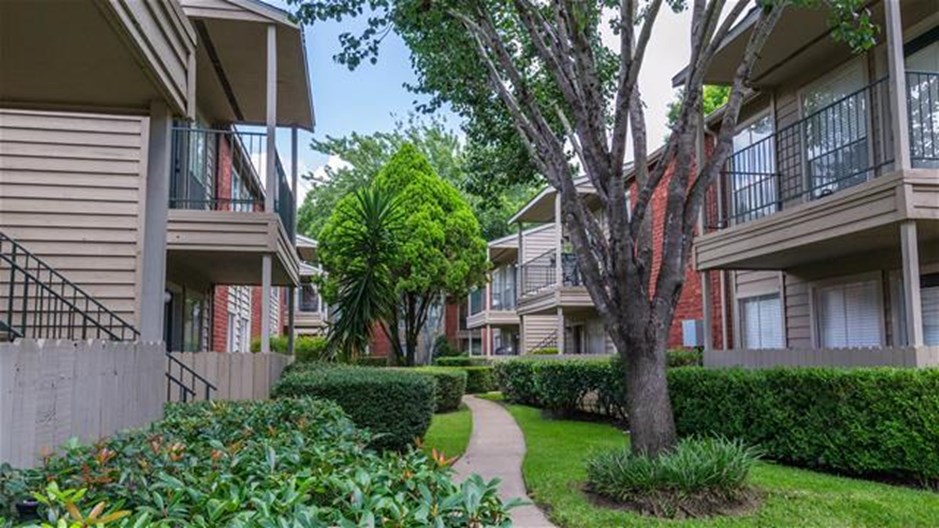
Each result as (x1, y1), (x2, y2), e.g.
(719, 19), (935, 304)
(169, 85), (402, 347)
(294, 0), (874, 455)
(319, 144), (488, 365)
(299, 117), (535, 240)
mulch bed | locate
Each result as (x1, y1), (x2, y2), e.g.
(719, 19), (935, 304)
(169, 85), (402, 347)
(582, 485), (765, 520)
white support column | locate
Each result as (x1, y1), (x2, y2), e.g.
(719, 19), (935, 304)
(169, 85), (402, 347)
(287, 127), (298, 356)
(261, 256), (273, 353)
(265, 24), (278, 213)
(261, 24), (277, 355)
(140, 100), (172, 343)
(556, 307), (565, 355)
(554, 193), (563, 286)
(885, 0), (911, 171)
(901, 221), (924, 346)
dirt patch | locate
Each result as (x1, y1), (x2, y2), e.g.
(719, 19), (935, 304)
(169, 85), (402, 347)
(583, 485), (765, 520)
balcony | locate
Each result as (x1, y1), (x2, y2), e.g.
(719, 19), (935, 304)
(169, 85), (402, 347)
(696, 72), (939, 271)
(467, 278), (520, 329)
(165, 127), (299, 286)
(517, 249), (593, 315)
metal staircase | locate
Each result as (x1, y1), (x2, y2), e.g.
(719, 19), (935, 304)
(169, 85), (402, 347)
(528, 329), (558, 353)
(0, 231), (139, 341)
(0, 230), (215, 401)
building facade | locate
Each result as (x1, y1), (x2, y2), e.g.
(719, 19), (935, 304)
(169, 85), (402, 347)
(688, 2), (939, 367)
(0, 0), (313, 356)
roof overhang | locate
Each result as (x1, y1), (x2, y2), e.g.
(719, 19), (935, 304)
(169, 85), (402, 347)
(181, 0), (315, 130)
(296, 233), (317, 262)
(509, 178), (598, 224)
(674, 2), (936, 90)
(487, 232), (519, 265)
(0, 0), (196, 116)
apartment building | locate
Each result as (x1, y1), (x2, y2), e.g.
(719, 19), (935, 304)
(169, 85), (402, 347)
(0, 0), (312, 356)
(292, 234), (328, 337)
(684, 1), (939, 366)
(468, 175), (707, 356)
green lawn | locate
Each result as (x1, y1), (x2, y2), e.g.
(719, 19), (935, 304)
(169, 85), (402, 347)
(422, 405), (472, 459)
(507, 404), (939, 528)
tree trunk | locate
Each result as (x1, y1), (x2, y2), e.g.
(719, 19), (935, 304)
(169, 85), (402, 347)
(615, 330), (677, 456)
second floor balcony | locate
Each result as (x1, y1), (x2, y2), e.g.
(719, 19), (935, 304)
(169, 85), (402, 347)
(517, 249), (592, 316)
(165, 126), (299, 287)
(696, 69), (939, 271)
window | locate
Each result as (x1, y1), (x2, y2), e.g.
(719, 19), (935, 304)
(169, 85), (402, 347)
(183, 294), (207, 352)
(299, 283), (320, 313)
(491, 266), (517, 310)
(739, 294), (783, 349)
(815, 278), (882, 348)
(730, 114), (776, 223)
(801, 60), (869, 197)
(923, 274), (939, 346)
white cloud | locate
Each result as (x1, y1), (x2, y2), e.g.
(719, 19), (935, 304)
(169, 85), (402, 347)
(296, 154), (352, 204)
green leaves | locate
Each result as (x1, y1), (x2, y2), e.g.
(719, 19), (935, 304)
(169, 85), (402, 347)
(4, 398), (512, 527)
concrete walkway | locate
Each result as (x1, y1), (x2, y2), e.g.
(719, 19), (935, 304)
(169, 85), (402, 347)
(452, 395), (557, 527)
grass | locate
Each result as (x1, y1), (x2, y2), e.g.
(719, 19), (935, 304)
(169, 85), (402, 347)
(507, 404), (939, 527)
(422, 405), (472, 459)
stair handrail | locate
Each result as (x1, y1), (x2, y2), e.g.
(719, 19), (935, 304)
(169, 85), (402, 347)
(0, 231), (139, 341)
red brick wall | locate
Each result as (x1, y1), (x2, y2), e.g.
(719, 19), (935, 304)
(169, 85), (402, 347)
(443, 301), (460, 347)
(631, 160), (706, 350)
(250, 287), (262, 342)
(212, 286), (229, 352)
(369, 322), (392, 358)
(216, 134), (233, 210)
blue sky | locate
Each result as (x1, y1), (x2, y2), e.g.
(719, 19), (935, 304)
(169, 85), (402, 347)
(269, 2), (692, 201)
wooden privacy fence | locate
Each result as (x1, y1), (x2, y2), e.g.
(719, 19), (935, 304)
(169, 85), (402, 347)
(0, 339), (164, 468)
(705, 346), (939, 369)
(167, 352), (293, 402)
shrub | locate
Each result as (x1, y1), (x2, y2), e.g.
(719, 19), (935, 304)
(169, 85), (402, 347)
(295, 335), (328, 362)
(585, 437), (761, 518)
(432, 335), (461, 359)
(435, 356), (490, 367)
(530, 347), (558, 355)
(463, 366), (497, 394)
(250, 334), (290, 353)
(496, 358), (939, 484)
(412, 367), (467, 412)
(0, 398), (512, 526)
(666, 348), (703, 367)
(272, 365), (435, 450)
(670, 367), (939, 484)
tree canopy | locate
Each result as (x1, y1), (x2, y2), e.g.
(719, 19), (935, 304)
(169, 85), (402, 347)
(293, 0), (876, 454)
(299, 117), (536, 241)
(318, 144), (488, 365)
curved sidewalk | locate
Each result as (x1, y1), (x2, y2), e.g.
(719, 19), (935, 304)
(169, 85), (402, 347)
(452, 395), (556, 527)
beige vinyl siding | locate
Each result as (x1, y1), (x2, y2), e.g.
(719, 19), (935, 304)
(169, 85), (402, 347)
(0, 109), (147, 326)
(520, 224), (555, 262)
(522, 314), (558, 352)
(783, 274), (812, 348)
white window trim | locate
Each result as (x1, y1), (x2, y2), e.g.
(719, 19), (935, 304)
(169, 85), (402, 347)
(809, 271), (886, 349)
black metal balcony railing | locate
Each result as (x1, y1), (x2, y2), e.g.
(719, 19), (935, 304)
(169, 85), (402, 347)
(170, 127), (296, 240)
(908, 71), (939, 167)
(520, 249), (556, 296)
(170, 127), (265, 212)
(710, 71), (938, 230)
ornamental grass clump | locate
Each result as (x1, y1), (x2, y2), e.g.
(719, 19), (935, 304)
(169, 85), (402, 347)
(585, 437), (762, 519)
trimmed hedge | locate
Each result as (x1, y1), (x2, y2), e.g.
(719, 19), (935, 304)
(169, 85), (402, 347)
(494, 357), (939, 482)
(272, 364), (435, 450)
(666, 348), (703, 367)
(530, 347), (559, 355)
(463, 366), (497, 394)
(412, 367), (467, 412)
(669, 367), (939, 483)
(435, 356), (490, 367)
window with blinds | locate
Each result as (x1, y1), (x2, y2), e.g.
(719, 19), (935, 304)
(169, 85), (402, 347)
(923, 274), (939, 346)
(815, 279), (882, 348)
(740, 294), (783, 349)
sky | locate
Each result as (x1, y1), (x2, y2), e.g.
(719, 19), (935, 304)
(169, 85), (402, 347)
(269, 2), (693, 202)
